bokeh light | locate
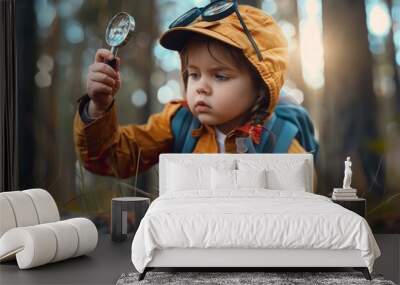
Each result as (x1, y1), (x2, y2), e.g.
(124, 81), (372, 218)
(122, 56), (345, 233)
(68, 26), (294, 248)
(65, 20), (84, 44)
(131, 89), (148, 107)
(391, 0), (400, 66)
(261, 0), (277, 15)
(157, 79), (182, 104)
(35, 0), (56, 29)
(153, 43), (181, 72)
(367, 1), (392, 37)
(35, 71), (52, 88)
(57, 0), (83, 19)
(36, 54), (54, 72)
(297, 0), (325, 90)
(278, 20), (296, 52)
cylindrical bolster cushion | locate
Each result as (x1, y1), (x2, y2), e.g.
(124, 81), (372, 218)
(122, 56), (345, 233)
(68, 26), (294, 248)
(23, 189), (60, 224)
(0, 218), (98, 269)
(63, 218), (98, 257)
(0, 226), (57, 269)
(0, 196), (17, 237)
(0, 192), (39, 227)
(42, 221), (79, 262)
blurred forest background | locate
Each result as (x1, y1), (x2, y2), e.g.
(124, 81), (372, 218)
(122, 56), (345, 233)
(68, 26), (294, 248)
(15, 0), (400, 233)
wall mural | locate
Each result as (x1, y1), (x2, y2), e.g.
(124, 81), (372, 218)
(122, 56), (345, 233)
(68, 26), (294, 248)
(14, 0), (400, 234)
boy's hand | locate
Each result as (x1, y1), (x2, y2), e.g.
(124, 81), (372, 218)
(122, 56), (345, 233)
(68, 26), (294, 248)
(87, 49), (121, 118)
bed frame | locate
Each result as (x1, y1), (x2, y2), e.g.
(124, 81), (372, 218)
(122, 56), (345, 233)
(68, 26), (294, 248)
(138, 154), (372, 281)
(140, 248), (371, 280)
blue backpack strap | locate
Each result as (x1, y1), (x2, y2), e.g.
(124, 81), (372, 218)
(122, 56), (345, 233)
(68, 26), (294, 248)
(181, 117), (201, 153)
(171, 107), (200, 153)
(275, 102), (319, 158)
(272, 119), (298, 153)
(255, 112), (298, 153)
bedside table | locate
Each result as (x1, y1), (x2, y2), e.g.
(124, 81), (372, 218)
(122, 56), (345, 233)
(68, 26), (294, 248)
(331, 198), (366, 217)
(111, 197), (150, 242)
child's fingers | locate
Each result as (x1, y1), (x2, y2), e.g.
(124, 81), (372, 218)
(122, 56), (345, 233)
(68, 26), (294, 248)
(114, 57), (121, 72)
(91, 81), (113, 95)
(89, 62), (118, 80)
(90, 50), (121, 97)
(95, 49), (114, 63)
(88, 72), (115, 87)
(114, 71), (121, 90)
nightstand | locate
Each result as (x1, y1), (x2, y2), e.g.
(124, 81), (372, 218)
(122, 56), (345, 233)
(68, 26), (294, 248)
(331, 198), (366, 217)
(111, 197), (150, 242)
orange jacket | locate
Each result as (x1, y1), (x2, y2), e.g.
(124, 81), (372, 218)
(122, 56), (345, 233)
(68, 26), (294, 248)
(73, 99), (306, 179)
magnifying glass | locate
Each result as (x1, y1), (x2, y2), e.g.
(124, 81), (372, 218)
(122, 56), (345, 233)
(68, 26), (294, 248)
(105, 12), (135, 69)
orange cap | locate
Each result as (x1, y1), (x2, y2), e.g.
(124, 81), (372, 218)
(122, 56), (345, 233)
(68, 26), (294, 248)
(159, 5), (288, 114)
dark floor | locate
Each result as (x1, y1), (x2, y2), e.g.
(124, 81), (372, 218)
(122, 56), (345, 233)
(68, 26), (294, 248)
(0, 234), (134, 285)
(0, 235), (366, 285)
(1, 234), (398, 285)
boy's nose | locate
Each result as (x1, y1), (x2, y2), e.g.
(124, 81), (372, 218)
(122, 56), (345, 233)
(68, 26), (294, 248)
(195, 80), (211, 95)
(196, 86), (210, 95)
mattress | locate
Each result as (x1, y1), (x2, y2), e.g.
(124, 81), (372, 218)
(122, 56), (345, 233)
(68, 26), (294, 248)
(131, 189), (381, 273)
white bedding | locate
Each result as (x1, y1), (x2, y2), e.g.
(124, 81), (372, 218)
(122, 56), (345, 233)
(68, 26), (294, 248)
(131, 189), (380, 273)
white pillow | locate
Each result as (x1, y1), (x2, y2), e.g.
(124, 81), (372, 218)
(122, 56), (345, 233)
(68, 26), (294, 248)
(166, 159), (236, 192)
(167, 161), (210, 191)
(266, 165), (307, 191)
(236, 169), (267, 189)
(237, 159), (309, 192)
(211, 168), (236, 190)
(211, 168), (267, 190)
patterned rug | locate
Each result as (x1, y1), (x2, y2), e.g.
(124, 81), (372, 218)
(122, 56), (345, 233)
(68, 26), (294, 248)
(116, 271), (396, 285)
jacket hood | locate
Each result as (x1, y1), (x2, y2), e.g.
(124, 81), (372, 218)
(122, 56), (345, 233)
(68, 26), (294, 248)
(159, 5), (289, 114)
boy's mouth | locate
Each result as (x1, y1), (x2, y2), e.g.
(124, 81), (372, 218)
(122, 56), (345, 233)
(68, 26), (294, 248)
(194, 100), (211, 112)
(194, 100), (211, 108)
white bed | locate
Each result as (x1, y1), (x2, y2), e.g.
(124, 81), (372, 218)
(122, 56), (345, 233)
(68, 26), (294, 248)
(131, 154), (381, 281)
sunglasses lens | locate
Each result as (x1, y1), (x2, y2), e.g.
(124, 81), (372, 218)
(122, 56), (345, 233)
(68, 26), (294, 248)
(203, 1), (234, 17)
(169, 7), (201, 29)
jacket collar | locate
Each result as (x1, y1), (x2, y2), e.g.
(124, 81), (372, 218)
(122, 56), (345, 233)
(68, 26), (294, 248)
(183, 100), (270, 144)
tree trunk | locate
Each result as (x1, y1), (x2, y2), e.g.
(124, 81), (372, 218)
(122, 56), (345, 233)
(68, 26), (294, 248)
(386, 0), (400, 114)
(321, 0), (384, 198)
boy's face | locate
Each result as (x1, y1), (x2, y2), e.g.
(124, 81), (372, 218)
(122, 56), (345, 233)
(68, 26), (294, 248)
(185, 40), (258, 134)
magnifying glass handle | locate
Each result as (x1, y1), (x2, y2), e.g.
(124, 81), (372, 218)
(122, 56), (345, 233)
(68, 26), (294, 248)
(107, 46), (118, 69)
(106, 58), (117, 69)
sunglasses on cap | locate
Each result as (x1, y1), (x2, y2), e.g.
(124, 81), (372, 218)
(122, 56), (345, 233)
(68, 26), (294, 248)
(168, 0), (263, 61)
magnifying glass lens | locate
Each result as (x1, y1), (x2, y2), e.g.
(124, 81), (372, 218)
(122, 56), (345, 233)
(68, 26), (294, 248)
(109, 27), (126, 45)
(107, 16), (131, 46)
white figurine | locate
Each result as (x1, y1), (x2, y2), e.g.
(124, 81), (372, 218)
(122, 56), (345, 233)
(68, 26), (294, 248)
(342, 156), (352, 189)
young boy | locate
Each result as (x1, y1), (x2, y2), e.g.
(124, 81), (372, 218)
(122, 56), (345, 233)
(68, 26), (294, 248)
(74, 4), (314, 182)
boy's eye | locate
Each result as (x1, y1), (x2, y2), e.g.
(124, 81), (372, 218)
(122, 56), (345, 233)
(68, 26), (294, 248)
(215, 74), (229, 81)
(188, 72), (199, 79)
